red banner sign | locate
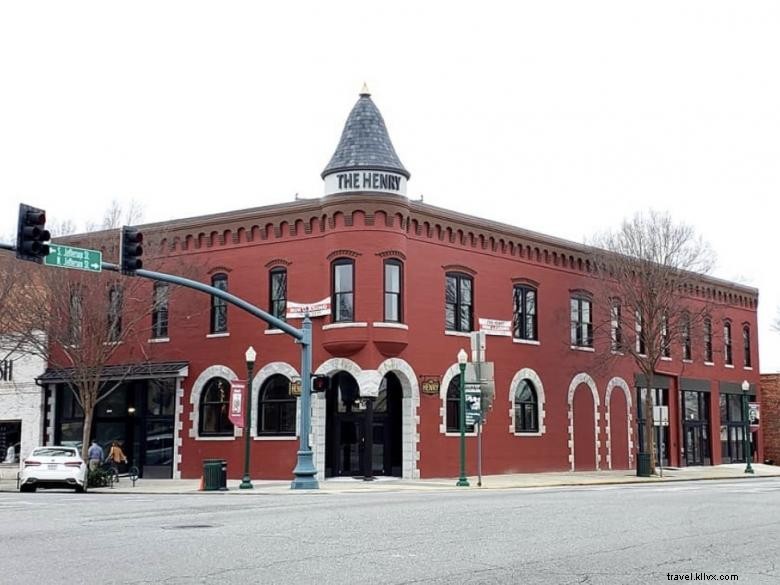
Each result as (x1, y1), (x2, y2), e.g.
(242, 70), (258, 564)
(229, 380), (246, 428)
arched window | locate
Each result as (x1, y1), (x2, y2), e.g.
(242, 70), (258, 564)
(446, 375), (475, 433)
(445, 272), (473, 332)
(269, 268), (287, 323)
(384, 259), (403, 322)
(704, 317), (713, 363)
(724, 321), (733, 365)
(743, 325), (752, 368)
(210, 273), (228, 333)
(332, 258), (355, 322)
(199, 377), (234, 436)
(258, 374), (296, 436)
(513, 285), (537, 341)
(514, 380), (539, 433)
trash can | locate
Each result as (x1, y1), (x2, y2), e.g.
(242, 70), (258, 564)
(636, 452), (652, 477)
(203, 459), (223, 491)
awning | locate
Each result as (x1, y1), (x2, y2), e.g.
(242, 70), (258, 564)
(38, 361), (189, 384)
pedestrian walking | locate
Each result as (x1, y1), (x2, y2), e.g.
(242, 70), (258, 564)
(87, 440), (103, 471)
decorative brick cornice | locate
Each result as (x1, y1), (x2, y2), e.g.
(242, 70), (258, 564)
(376, 250), (407, 261)
(442, 264), (476, 276)
(326, 249), (362, 261)
(512, 277), (540, 288)
(265, 258), (292, 268)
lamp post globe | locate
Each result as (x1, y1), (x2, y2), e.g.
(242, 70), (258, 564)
(240, 346), (257, 489)
(456, 348), (470, 487)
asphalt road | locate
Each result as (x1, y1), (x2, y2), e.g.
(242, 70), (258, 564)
(2, 479), (779, 585)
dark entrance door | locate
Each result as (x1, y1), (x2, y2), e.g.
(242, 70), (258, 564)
(325, 371), (402, 478)
(683, 390), (711, 466)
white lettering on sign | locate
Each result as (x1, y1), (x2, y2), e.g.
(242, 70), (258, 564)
(324, 171), (407, 196)
(286, 297), (331, 319)
(478, 318), (512, 337)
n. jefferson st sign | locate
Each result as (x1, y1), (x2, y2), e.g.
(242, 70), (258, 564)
(324, 170), (407, 196)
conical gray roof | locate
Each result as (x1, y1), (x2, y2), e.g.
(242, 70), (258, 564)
(322, 89), (410, 179)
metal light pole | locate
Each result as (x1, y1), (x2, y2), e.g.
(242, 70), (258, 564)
(742, 380), (754, 474)
(240, 346), (256, 489)
(291, 315), (319, 489)
(456, 348), (470, 487)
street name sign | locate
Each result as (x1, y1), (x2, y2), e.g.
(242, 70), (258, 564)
(44, 244), (102, 273)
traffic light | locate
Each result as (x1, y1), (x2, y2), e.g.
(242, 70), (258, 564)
(119, 226), (143, 274)
(311, 374), (330, 393)
(16, 203), (51, 263)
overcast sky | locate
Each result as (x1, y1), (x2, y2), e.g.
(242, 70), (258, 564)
(1, 1), (778, 370)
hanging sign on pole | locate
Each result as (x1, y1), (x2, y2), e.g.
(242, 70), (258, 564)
(229, 380), (246, 428)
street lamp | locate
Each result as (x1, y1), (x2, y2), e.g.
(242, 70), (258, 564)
(240, 346), (257, 489)
(741, 380), (754, 474)
(456, 348), (470, 487)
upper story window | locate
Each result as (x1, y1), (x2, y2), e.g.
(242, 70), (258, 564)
(258, 374), (296, 436)
(570, 296), (593, 348)
(682, 314), (692, 361)
(514, 379), (539, 433)
(199, 377), (234, 436)
(210, 273), (228, 333)
(446, 375), (475, 433)
(151, 282), (169, 339)
(512, 285), (537, 341)
(384, 260), (403, 322)
(704, 318), (713, 362)
(269, 268), (287, 323)
(445, 273), (473, 332)
(610, 300), (622, 352)
(67, 286), (83, 345)
(332, 259), (355, 322)
(743, 325), (752, 368)
(661, 314), (670, 358)
(0, 359), (13, 382)
(635, 310), (646, 355)
(724, 321), (733, 365)
(107, 285), (123, 342)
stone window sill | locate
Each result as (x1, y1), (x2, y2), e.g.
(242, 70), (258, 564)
(445, 331), (471, 337)
(264, 329), (285, 335)
(322, 322), (368, 330)
(206, 332), (230, 338)
(148, 337), (170, 344)
(570, 345), (595, 352)
(373, 322), (409, 330)
(513, 338), (540, 346)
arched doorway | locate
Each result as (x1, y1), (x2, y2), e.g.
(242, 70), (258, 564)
(372, 373), (402, 477)
(324, 371), (402, 478)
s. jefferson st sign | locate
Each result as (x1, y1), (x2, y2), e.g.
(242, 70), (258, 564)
(324, 170), (407, 196)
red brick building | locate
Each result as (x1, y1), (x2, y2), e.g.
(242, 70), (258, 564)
(42, 89), (761, 480)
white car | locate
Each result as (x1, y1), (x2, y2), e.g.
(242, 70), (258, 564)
(19, 446), (88, 493)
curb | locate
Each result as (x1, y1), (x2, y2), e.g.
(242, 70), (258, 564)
(76, 472), (779, 496)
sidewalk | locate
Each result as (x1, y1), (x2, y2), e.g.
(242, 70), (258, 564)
(5, 463), (778, 495)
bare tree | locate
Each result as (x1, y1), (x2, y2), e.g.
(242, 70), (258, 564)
(5, 201), (193, 458)
(590, 210), (716, 474)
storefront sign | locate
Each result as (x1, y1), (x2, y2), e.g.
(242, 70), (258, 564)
(478, 318), (512, 337)
(749, 402), (760, 428)
(324, 170), (407, 196)
(420, 376), (441, 396)
(228, 380), (246, 428)
(286, 297), (331, 319)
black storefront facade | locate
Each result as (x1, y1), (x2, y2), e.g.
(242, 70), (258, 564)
(40, 362), (187, 479)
